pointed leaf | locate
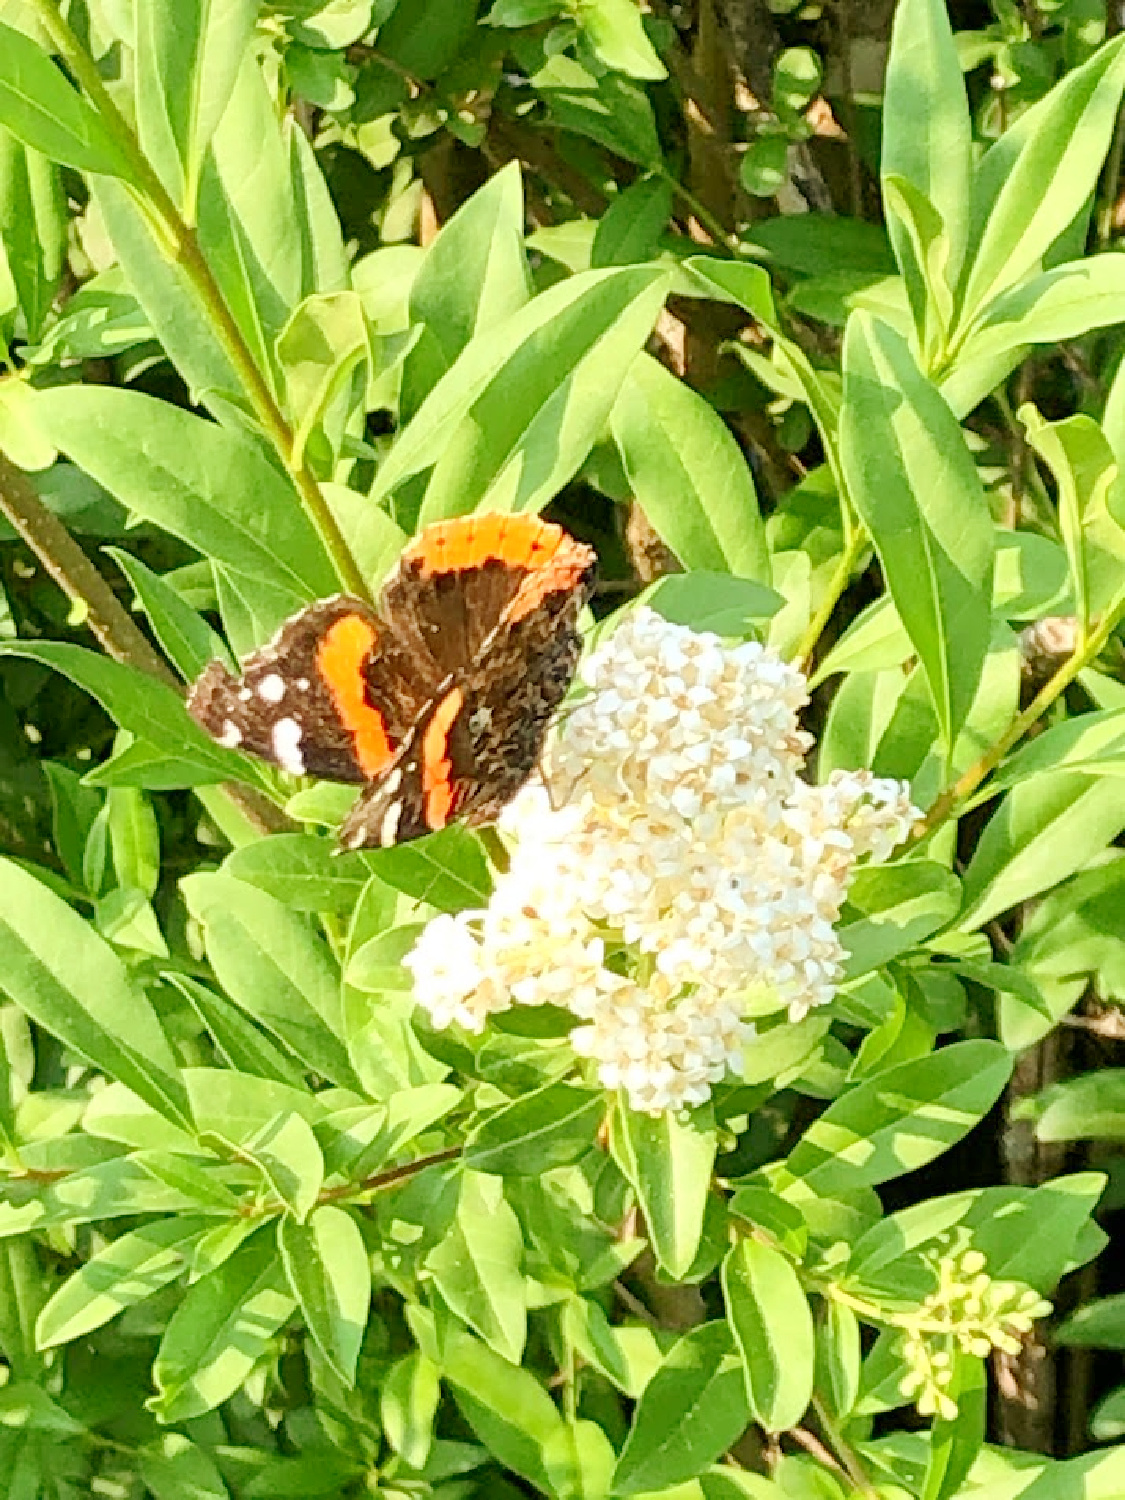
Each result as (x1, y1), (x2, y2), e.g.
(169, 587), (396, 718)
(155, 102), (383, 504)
(722, 1238), (814, 1432)
(278, 1205), (370, 1383)
(610, 1100), (717, 1278)
(841, 313), (993, 754)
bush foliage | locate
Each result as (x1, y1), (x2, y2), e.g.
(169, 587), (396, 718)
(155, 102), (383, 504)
(2, 0), (1125, 1496)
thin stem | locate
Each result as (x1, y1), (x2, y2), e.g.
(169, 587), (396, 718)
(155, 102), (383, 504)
(316, 1145), (462, 1206)
(796, 525), (869, 674)
(28, 0), (371, 604)
(0, 450), (173, 681)
(918, 590), (1125, 838)
(1099, 104), (1125, 248)
(789, 1424), (847, 1477)
(662, 171), (740, 255)
(0, 453), (289, 837)
(811, 1396), (877, 1496)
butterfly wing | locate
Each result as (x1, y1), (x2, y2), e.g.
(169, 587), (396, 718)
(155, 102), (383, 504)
(340, 518), (596, 848)
(187, 597), (431, 784)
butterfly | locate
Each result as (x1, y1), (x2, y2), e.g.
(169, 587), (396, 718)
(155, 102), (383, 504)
(187, 514), (597, 848)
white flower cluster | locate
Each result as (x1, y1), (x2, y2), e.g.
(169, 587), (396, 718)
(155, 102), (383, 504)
(405, 608), (919, 1114)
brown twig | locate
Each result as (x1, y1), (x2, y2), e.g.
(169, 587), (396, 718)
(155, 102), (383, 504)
(317, 1145), (462, 1205)
(0, 452), (290, 837)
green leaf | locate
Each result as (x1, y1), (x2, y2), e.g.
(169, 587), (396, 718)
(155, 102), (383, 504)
(610, 1100), (717, 1279)
(958, 36), (1125, 324)
(691, 258), (847, 499)
(138, 1434), (232, 1500)
(181, 872), (360, 1090)
(815, 1300), (861, 1421)
(223, 834), (386, 915)
(151, 1231), (297, 1423)
(1032, 1070), (1125, 1142)
(439, 1324), (569, 1497)
(881, 174), (954, 359)
(169, 974), (306, 1087)
(36, 1216), (210, 1350)
(563, 1297), (664, 1398)
(959, 773), (1125, 930)
(612, 1322), (750, 1496)
(382, 1349), (441, 1470)
(375, 266), (670, 522)
(108, 548), (230, 684)
(0, 1155), (210, 1240)
(0, 21), (132, 176)
(134, 0), (257, 212)
(577, 0), (666, 79)
(0, 128), (64, 342)
(983, 708), (1125, 799)
(0, 858), (190, 1127)
(426, 1171), (527, 1363)
(356, 825), (493, 911)
(467, 1082), (605, 1176)
(33, 386), (338, 601)
(773, 47), (821, 112)
(839, 863), (962, 980)
(722, 1238), (814, 1432)
(403, 161), (531, 414)
(610, 353), (769, 580)
(278, 1205), (369, 1383)
(93, 176), (240, 411)
(922, 1353), (986, 1500)
(276, 290), (369, 469)
(784, 1040), (1013, 1196)
(841, 312), (993, 755)
(0, 641), (254, 787)
(1058, 1292), (1125, 1347)
(640, 573), (783, 635)
(593, 174), (673, 268)
(1021, 407), (1118, 635)
(196, 54), (305, 380)
(740, 136), (788, 199)
(237, 1111), (324, 1221)
(943, 257), (1125, 418)
(880, 0), (972, 336)
(533, 54), (663, 168)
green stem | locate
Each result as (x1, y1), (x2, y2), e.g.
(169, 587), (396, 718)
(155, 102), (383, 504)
(28, 0), (371, 604)
(811, 1396), (877, 1496)
(919, 590), (1125, 838)
(795, 525), (869, 674)
(662, 171), (740, 256)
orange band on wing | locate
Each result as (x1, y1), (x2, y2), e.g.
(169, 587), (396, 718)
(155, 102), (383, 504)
(422, 686), (464, 830)
(317, 615), (395, 776)
(403, 514), (566, 574)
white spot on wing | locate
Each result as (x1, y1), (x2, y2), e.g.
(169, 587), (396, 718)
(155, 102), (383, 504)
(239, 688), (252, 702)
(272, 717), (305, 775)
(379, 801), (403, 847)
(382, 767), (402, 797)
(258, 673), (285, 703)
(218, 720), (242, 748)
(296, 677), (310, 692)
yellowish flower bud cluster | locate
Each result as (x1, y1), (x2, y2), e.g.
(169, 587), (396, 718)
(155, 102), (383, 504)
(897, 1236), (1052, 1420)
(405, 609), (919, 1113)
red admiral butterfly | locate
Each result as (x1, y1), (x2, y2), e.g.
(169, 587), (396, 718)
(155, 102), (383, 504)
(187, 514), (597, 848)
